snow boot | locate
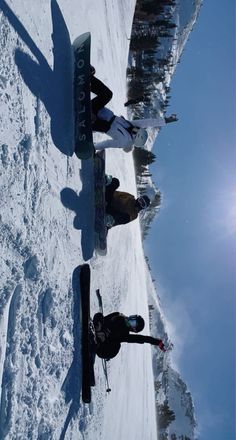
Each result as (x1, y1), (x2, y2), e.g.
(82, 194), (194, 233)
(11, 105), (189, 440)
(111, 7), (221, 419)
(105, 174), (113, 186)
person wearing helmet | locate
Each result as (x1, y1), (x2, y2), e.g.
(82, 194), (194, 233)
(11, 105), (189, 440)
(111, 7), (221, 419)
(104, 177), (151, 228)
(92, 311), (166, 360)
(90, 73), (177, 152)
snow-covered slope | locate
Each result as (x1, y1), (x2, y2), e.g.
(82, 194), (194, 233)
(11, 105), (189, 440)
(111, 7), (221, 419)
(0, 1), (158, 439)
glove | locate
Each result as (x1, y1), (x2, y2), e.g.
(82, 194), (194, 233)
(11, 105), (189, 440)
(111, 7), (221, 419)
(157, 339), (166, 352)
(165, 114), (178, 123)
(105, 174), (113, 186)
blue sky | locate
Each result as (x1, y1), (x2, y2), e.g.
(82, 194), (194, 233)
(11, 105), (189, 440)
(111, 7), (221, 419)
(145, 1), (236, 439)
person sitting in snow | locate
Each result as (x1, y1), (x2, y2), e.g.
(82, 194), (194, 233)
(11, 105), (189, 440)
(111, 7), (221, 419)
(92, 311), (166, 360)
(90, 69), (178, 152)
(104, 176), (150, 228)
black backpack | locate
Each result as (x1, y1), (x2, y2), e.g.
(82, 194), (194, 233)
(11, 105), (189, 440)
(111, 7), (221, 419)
(96, 338), (121, 360)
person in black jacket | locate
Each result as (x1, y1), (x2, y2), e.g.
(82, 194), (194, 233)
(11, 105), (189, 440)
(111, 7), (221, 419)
(92, 312), (166, 359)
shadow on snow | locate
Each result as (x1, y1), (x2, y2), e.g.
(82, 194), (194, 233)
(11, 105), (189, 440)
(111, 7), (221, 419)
(60, 265), (84, 440)
(0, 0), (74, 156)
(60, 158), (95, 261)
(1, 0), (95, 254)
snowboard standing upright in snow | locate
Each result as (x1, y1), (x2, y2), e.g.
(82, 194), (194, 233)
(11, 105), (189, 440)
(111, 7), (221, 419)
(94, 150), (108, 255)
(73, 32), (94, 159)
(73, 33), (108, 253)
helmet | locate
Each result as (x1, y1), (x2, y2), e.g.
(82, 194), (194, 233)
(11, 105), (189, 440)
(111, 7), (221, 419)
(127, 315), (145, 332)
(136, 195), (150, 210)
(133, 128), (148, 147)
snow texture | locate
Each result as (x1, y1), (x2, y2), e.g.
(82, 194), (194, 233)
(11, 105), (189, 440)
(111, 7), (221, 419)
(0, 0), (199, 438)
(0, 1), (158, 439)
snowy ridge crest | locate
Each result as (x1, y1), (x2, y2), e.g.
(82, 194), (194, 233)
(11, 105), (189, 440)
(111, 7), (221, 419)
(171, 0), (203, 74)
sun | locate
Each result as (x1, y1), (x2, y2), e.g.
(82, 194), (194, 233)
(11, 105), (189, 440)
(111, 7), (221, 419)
(211, 189), (236, 239)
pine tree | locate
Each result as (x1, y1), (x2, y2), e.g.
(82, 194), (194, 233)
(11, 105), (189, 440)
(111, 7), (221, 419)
(157, 400), (176, 430)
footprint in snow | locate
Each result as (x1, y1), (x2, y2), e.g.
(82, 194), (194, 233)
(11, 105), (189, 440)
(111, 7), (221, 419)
(1, 144), (9, 167)
(23, 255), (40, 281)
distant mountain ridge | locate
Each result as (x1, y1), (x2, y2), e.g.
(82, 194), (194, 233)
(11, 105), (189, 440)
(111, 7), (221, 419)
(128, 1), (202, 438)
(127, 0), (202, 240)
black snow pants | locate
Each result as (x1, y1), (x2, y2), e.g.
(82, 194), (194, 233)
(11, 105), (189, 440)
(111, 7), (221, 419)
(92, 313), (121, 360)
(105, 178), (120, 206)
(91, 76), (113, 133)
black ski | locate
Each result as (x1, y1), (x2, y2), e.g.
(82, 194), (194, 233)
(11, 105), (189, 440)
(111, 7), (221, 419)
(95, 289), (111, 393)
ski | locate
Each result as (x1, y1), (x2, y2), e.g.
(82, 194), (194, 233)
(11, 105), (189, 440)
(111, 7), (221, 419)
(95, 289), (111, 393)
(94, 150), (108, 255)
(73, 32), (94, 159)
(80, 263), (92, 403)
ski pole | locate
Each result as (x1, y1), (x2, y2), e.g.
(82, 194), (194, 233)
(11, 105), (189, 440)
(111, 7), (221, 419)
(96, 289), (103, 313)
(102, 359), (111, 393)
(96, 290), (111, 393)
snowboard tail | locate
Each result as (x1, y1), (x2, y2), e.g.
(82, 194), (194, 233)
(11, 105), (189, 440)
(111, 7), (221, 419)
(73, 32), (94, 159)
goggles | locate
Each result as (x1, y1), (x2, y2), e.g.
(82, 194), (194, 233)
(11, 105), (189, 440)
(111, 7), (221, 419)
(127, 315), (138, 330)
(138, 197), (148, 209)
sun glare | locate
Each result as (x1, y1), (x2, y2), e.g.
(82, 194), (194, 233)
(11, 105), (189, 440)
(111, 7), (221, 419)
(211, 189), (236, 238)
